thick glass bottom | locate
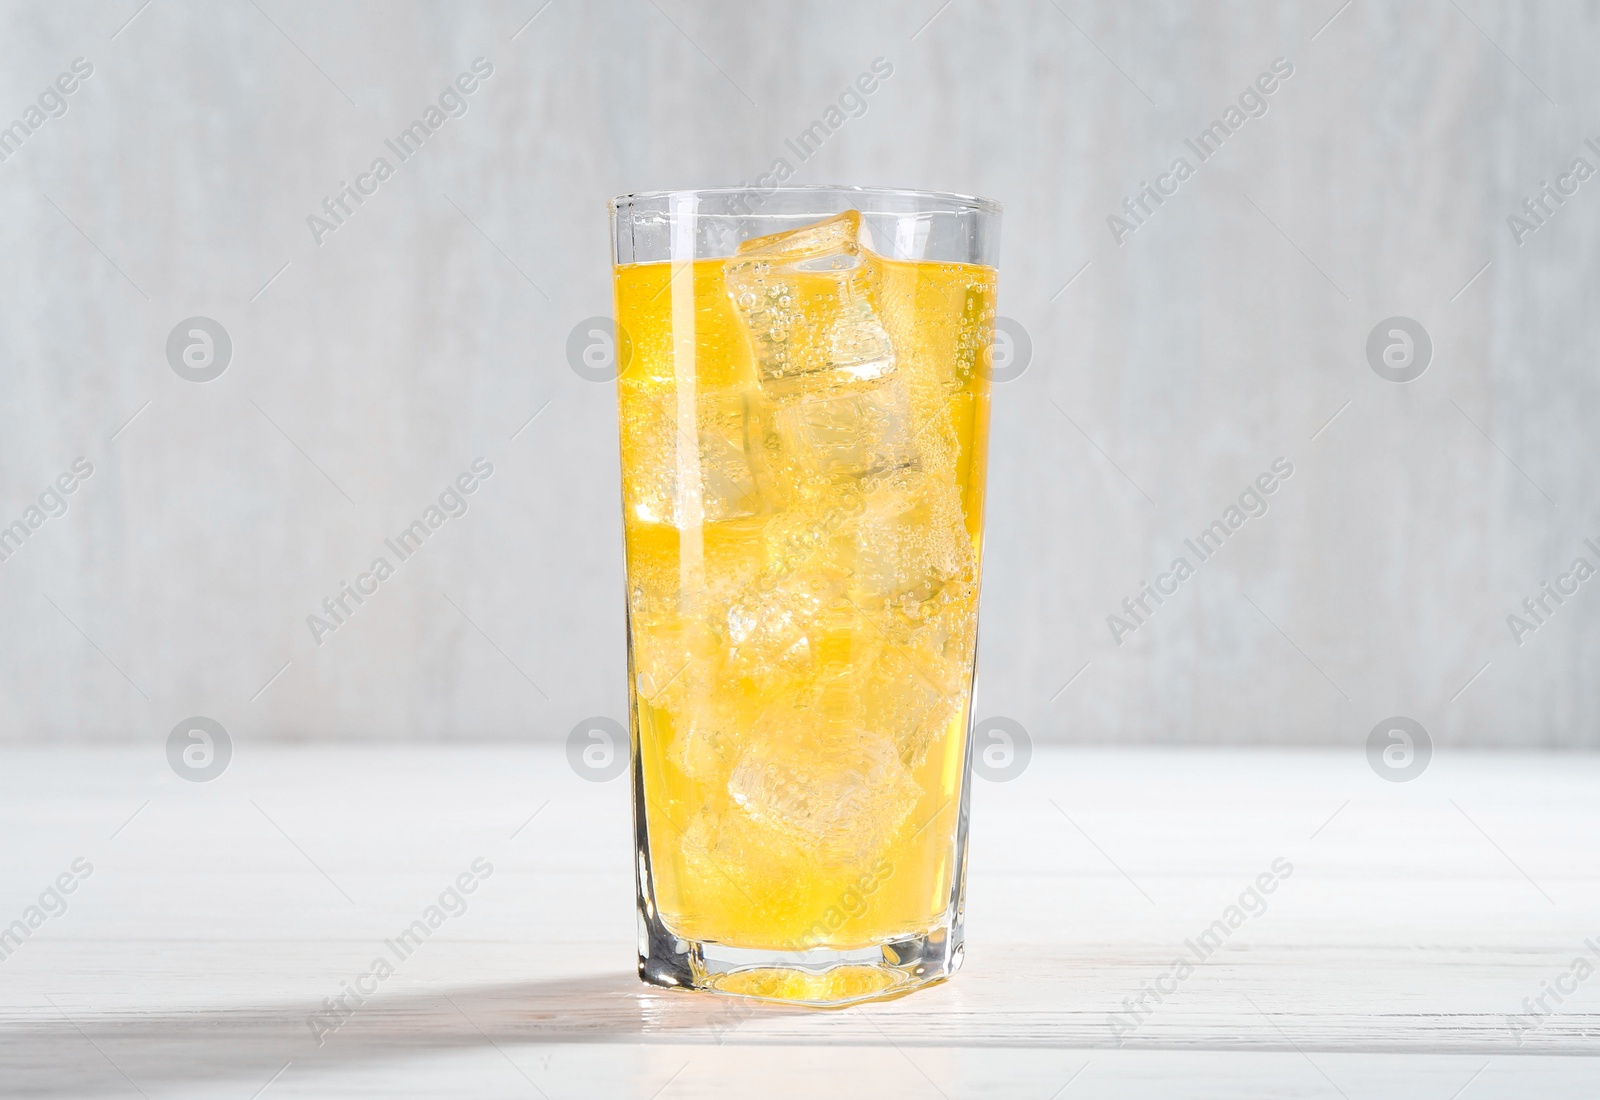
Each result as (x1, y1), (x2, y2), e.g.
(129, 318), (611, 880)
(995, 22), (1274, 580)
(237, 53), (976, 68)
(639, 924), (963, 1007)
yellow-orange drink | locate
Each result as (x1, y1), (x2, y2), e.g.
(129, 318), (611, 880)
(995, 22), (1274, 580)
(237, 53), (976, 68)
(612, 195), (999, 1004)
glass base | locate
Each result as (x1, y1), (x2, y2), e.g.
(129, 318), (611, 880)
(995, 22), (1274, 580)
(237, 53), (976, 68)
(640, 926), (963, 1007)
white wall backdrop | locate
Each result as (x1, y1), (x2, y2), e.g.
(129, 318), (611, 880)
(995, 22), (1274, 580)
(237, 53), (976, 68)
(2, 0), (1597, 747)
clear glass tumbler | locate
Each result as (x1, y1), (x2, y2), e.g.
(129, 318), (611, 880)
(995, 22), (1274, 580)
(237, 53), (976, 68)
(609, 186), (1001, 1005)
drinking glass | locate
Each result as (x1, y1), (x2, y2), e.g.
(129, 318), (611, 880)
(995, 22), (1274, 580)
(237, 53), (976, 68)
(609, 186), (1001, 1005)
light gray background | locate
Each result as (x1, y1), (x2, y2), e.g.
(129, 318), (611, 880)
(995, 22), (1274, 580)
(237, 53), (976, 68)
(1, 0), (1595, 747)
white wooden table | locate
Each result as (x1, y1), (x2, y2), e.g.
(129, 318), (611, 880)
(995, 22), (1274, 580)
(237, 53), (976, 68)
(2, 745), (1596, 1097)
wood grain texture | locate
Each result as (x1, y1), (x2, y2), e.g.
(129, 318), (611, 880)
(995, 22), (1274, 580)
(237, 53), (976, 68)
(0, 744), (1595, 1096)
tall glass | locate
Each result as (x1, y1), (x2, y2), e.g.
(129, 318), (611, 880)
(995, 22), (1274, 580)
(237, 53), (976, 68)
(609, 186), (1001, 1005)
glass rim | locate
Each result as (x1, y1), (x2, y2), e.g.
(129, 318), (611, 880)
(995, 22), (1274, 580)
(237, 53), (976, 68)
(608, 184), (1002, 215)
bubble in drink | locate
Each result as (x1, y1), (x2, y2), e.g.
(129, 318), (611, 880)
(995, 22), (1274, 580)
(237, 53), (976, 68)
(620, 388), (773, 526)
(729, 724), (919, 869)
(725, 210), (896, 395)
(774, 382), (920, 482)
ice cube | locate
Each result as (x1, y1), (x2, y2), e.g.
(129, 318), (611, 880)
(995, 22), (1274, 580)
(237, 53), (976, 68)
(728, 720), (918, 869)
(681, 807), (808, 919)
(725, 210), (896, 397)
(621, 385), (773, 526)
(724, 567), (847, 684)
(854, 642), (961, 768)
(631, 618), (705, 711)
(843, 474), (976, 623)
(773, 377), (920, 482)
(668, 681), (749, 784)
